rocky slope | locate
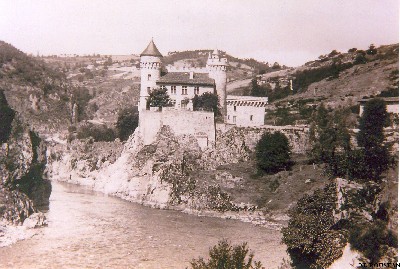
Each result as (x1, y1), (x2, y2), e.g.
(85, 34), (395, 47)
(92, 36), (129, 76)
(0, 91), (51, 246)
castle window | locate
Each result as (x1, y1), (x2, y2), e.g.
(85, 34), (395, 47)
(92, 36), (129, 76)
(227, 115), (230, 120)
(182, 86), (188, 95)
(147, 74), (151, 81)
(171, 86), (176, 94)
(250, 115), (253, 121)
(147, 87), (151, 94)
(194, 86), (200, 95)
(234, 106), (236, 112)
(161, 85), (166, 90)
(233, 116), (236, 123)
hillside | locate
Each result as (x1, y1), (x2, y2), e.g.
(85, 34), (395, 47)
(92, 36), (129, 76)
(164, 49), (281, 82)
(0, 41), (73, 134)
(250, 44), (398, 108)
(283, 44), (399, 108)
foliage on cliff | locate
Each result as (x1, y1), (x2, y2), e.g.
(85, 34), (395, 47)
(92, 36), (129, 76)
(0, 90), (15, 143)
(116, 107), (139, 141)
(0, 94), (51, 224)
(282, 183), (346, 269)
(190, 239), (263, 269)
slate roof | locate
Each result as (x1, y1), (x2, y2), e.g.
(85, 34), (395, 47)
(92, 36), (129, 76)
(157, 72), (215, 86)
(140, 40), (163, 57)
(358, 97), (399, 103)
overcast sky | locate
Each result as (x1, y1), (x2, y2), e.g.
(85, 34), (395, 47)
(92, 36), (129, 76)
(0, 0), (398, 66)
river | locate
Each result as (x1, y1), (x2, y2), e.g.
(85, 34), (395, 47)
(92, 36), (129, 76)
(0, 181), (287, 269)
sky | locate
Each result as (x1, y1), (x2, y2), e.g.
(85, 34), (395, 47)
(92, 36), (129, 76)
(0, 0), (398, 66)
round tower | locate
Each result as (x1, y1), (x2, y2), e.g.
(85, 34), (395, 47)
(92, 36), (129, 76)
(138, 39), (163, 111)
(206, 49), (228, 117)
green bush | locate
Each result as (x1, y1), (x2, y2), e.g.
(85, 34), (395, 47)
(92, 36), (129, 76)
(349, 221), (397, 263)
(357, 98), (391, 181)
(189, 239), (263, 269)
(116, 107), (139, 141)
(146, 87), (172, 109)
(282, 184), (346, 269)
(76, 122), (116, 142)
(256, 131), (292, 174)
(193, 92), (221, 116)
(0, 90), (15, 143)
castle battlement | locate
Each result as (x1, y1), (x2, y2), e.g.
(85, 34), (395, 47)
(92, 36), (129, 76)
(166, 65), (209, 73)
(206, 57), (228, 66)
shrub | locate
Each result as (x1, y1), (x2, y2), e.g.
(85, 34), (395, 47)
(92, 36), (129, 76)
(282, 184), (346, 269)
(146, 87), (172, 109)
(76, 122), (116, 142)
(357, 98), (391, 181)
(0, 90), (15, 143)
(189, 239), (263, 269)
(255, 131), (292, 174)
(193, 92), (221, 116)
(349, 221), (397, 263)
(116, 107), (139, 141)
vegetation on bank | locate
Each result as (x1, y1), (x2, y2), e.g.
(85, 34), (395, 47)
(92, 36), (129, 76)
(189, 239), (263, 269)
(282, 98), (398, 268)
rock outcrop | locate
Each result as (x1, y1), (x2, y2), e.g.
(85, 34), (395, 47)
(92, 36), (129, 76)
(0, 91), (51, 245)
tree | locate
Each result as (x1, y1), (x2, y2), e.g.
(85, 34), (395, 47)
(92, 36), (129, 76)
(356, 98), (391, 181)
(309, 105), (351, 167)
(282, 184), (346, 269)
(255, 131), (292, 174)
(146, 88), (172, 109)
(0, 90), (15, 143)
(192, 92), (220, 115)
(116, 107), (139, 141)
(190, 239), (263, 269)
(274, 106), (295, 126)
(366, 44), (378, 55)
(249, 78), (266, 97)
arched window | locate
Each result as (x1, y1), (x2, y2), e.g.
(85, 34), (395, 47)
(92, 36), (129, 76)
(148, 74), (151, 81)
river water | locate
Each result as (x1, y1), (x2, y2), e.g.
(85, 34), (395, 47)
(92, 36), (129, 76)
(0, 182), (287, 269)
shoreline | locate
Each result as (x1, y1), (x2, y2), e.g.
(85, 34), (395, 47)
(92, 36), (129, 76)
(51, 176), (287, 231)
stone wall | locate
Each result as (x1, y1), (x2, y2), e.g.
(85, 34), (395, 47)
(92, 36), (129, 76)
(139, 109), (215, 150)
(217, 124), (310, 153)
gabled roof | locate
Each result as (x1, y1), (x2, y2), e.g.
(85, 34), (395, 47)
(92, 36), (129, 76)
(156, 72), (215, 86)
(140, 39), (163, 57)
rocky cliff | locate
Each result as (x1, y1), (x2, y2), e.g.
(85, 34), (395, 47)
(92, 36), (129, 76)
(47, 124), (309, 228)
(0, 91), (51, 245)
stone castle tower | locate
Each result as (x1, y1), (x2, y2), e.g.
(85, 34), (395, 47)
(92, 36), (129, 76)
(138, 39), (163, 111)
(206, 49), (228, 116)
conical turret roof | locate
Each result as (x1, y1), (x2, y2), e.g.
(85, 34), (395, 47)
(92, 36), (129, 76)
(140, 39), (163, 57)
(212, 48), (219, 55)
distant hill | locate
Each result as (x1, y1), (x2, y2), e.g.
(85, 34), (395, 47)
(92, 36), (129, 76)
(163, 49), (283, 82)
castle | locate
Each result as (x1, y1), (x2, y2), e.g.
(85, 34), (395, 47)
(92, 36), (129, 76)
(137, 39), (268, 149)
(138, 39), (228, 115)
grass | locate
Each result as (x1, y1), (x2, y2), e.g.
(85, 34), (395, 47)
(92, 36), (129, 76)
(190, 154), (330, 218)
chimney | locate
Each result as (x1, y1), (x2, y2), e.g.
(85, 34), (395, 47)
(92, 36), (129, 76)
(189, 71), (194, 79)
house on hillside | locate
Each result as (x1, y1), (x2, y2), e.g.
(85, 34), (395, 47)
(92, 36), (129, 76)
(226, 95), (268, 127)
